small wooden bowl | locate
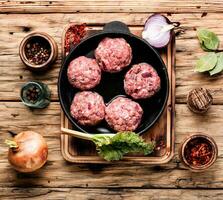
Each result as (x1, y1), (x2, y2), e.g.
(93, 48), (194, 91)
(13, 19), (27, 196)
(179, 133), (218, 172)
(19, 32), (58, 71)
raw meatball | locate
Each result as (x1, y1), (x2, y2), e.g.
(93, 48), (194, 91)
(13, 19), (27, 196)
(105, 97), (143, 132)
(70, 91), (105, 126)
(124, 63), (161, 99)
(67, 56), (101, 90)
(95, 37), (132, 73)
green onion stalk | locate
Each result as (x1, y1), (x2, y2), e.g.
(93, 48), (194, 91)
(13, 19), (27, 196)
(62, 128), (155, 161)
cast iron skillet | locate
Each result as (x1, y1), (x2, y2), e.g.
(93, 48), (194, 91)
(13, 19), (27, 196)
(58, 21), (169, 135)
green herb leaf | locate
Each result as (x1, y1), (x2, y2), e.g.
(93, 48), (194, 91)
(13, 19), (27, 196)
(92, 135), (111, 147)
(197, 28), (220, 50)
(209, 52), (223, 75)
(201, 43), (213, 52)
(195, 52), (218, 72)
(92, 132), (155, 161)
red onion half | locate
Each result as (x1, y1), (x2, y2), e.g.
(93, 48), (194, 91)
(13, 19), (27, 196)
(142, 14), (175, 48)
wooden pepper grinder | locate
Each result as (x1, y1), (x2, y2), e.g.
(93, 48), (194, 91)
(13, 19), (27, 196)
(187, 88), (213, 113)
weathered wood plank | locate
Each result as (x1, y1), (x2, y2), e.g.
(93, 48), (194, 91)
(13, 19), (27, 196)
(0, 102), (223, 188)
(1, 13), (223, 103)
(1, 188), (223, 200)
(1, 0), (223, 13)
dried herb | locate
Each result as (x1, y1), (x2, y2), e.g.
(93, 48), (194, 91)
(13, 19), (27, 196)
(196, 28), (223, 75)
(184, 138), (213, 166)
(195, 52), (217, 72)
(197, 28), (220, 51)
(65, 24), (87, 55)
(209, 52), (223, 75)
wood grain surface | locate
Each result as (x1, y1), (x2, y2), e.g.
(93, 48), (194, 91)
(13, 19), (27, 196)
(1, 1), (223, 199)
(1, 0), (223, 13)
(1, 188), (223, 200)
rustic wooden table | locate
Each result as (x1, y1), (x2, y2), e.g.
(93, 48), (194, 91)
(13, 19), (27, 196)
(1, 1), (223, 199)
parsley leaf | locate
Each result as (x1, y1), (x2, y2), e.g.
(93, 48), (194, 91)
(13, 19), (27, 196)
(92, 132), (155, 161)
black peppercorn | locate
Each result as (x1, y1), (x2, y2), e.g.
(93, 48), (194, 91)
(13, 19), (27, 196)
(20, 81), (51, 109)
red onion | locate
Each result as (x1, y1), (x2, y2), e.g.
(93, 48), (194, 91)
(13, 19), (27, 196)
(5, 131), (48, 173)
(142, 14), (175, 48)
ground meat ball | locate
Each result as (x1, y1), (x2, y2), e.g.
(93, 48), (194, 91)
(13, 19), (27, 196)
(95, 37), (132, 73)
(67, 56), (101, 90)
(70, 91), (105, 126)
(124, 63), (161, 99)
(105, 97), (143, 132)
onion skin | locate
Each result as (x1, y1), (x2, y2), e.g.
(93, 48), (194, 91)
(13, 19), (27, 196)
(7, 131), (48, 173)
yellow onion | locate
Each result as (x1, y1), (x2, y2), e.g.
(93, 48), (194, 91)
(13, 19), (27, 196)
(5, 131), (48, 173)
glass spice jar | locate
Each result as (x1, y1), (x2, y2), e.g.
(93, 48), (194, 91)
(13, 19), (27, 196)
(20, 81), (51, 108)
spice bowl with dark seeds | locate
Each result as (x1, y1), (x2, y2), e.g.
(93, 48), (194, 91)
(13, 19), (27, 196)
(19, 32), (58, 71)
(179, 133), (218, 172)
(20, 81), (51, 108)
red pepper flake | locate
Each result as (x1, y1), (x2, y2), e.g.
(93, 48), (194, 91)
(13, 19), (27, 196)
(184, 138), (213, 167)
(65, 24), (87, 55)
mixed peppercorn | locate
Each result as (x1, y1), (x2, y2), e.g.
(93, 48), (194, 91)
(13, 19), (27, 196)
(25, 37), (51, 65)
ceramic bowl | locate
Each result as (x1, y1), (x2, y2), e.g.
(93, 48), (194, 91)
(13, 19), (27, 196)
(179, 133), (218, 172)
(19, 32), (58, 71)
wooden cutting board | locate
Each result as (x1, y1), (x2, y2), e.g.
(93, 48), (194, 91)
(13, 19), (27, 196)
(60, 24), (175, 164)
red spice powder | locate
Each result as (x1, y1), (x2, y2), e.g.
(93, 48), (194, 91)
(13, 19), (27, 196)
(184, 138), (213, 167)
(65, 24), (87, 55)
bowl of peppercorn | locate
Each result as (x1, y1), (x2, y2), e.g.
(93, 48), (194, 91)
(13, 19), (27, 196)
(19, 32), (58, 71)
(179, 133), (218, 172)
(20, 81), (51, 108)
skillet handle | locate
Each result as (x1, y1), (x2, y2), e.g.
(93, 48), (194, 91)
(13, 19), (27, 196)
(103, 21), (130, 33)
